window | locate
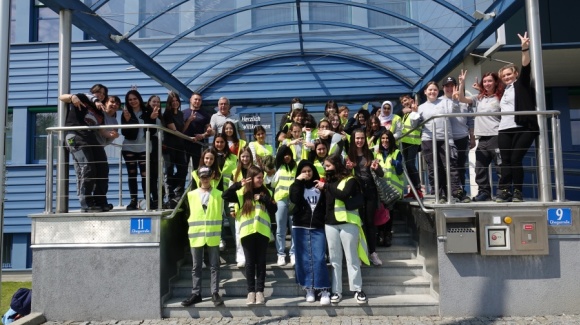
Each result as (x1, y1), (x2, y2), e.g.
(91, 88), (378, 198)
(6, 111), (12, 162)
(368, 0), (410, 29)
(195, 0), (236, 36)
(34, 1), (59, 43)
(10, 0), (16, 43)
(139, 0), (180, 38)
(309, 2), (350, 31)
(252, 0), (294, 33)
(30, 109), (58, 163)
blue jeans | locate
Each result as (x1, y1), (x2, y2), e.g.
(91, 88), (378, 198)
(275, 199), (294, 256)
(292, 227), (330, 290)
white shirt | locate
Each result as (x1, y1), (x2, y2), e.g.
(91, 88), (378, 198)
(499, 83), (520, 131)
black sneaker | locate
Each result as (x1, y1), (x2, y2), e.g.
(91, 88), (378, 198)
(438, 195), (448, 204)
(211, 292), (224, 306)
(330, 293), (342, 303)
(472, 192), (490, 202)
(453, 190), (471, 203)
(354, 290), (368, 304)
(126, 199), (138, 211)
(87, 205), (104, 213)
(495, 190), (512, 203)
(101, 203), (114, 212)
(383, 232), (392, 247)
(512, 189), (524, 202)
(181, 294), (202, 306)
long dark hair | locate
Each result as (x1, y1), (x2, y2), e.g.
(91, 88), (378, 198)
(348, 128), (373, 167)
(212, 132), (231, 163)
(379, 130), (397, 156)
(324, 153), (350, 182)
(197, 148), (221, 180)
(241, 165), (269, 216)
(166, 91), (181, 112)
(223, 121), (240, 143)
(275, 144), (297, 171)
(125, 89), (145, 113)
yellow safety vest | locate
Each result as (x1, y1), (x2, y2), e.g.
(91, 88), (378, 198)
(274, 166), (296, 201)
(375, 149), (404, 196)
(191, 169), (221, 189)
(252, 141), (273, 160)
(401, 113), (422, 145)
(187, 188), (223, 247)
(221, 154), (238, 186)
(236, 188), (272, 239)
(313, 159), (325, 179)
(334, 177), (370, 266)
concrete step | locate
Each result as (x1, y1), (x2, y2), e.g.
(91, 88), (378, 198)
(162, 294), (439, 318)
(177, 259), (425, 280)
(171, 275), (431, 297)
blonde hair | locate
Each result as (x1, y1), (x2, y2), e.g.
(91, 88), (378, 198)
(499, 64), (519, 77)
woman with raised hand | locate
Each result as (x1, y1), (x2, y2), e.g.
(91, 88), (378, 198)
(161, 91), (187, 209)
(289, 160), (331, 305)
(458, 69), (504, 202)
(222, 165), (277, 306)
(121, 89), (160, 210)
(248, 125), (273, 169)
(494, 32), (539, 203)
(315, 154), (369, 305)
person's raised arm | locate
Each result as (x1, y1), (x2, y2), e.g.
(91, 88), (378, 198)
(519, 32), (530, 67)
(457, 70), (474, 105)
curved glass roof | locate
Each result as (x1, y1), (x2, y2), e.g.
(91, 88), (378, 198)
(42, 0), (522, 101)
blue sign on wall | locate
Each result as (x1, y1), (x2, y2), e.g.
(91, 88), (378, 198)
(130, 218), (152, 234)
(547, 208), (572, 226)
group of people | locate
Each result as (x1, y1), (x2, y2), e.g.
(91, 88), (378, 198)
(59, 31), (538, 309)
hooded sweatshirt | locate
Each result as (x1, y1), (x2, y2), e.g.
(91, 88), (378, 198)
(289, 160), (326, 229)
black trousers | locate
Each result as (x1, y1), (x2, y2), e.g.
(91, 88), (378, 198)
(497, 127), (537, 192)
(241, 233), (269, 293)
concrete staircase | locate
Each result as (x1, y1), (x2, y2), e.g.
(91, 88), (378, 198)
(162, 219), (439, 317)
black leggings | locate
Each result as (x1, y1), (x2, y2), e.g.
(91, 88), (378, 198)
(497, 127), (537, 192)
(241, 233), (269, 293)
(359, 192), (378, 255)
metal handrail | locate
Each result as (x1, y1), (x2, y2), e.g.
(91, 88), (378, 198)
(45, 123), (201, 213)
(399, 110), (563, 203)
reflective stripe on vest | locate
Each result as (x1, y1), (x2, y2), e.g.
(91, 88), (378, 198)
(254, 142), (273, 158)
(401, 113), (422, 145)
(376, 149), (404, 196)
(313, 159), (325, 179)
(236, 188), (272, 239)
(187, 188), (223, 247)
(274, 168), (295, 201)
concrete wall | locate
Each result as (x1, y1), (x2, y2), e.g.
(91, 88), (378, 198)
(438, 236), (580, 316)
(32, 247), (161, 320)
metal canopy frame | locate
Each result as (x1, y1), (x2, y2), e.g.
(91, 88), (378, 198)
(41, 0), (524, 98)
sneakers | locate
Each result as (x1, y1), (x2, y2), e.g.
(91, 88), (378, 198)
(219, 239), (226, 252)
(496, 189), (513, 203)
(290, 255), (295, 266)
(305, 289), (315, 303)
(101, 203), (114, 212)
(438, 195), (448, 204)
(512, 189), (524, 202)
(472, 192), (491, 202)
(246, 292), (256, 305)
(330, 293), (342, 303)
(320, 290), (331, 306)
(237, 261), (246, 268)
(181, 294), (202, 306)
(126, 198), (138, 211)
(453, 190), (471, 203)
(354, 290), (368, 304)
(369, 252), (383, 266)
(211, 292), (224, 306)
(277, 255), (286, 266)
(255, 291), (265, 305)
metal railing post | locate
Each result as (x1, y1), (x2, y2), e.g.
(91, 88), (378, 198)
(46, 132), (54, 213)
(432, 120), (439, 203)
(444, 119), (452, 204)
(145, 129), (151, 211)
(552, 116), (565, 201)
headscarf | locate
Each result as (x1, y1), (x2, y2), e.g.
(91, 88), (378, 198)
(380, 100), (394, 124)
(294, 160), (320, 189)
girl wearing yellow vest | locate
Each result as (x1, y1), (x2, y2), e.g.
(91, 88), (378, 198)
(248, 125), (273, 170)
(272, 145), (297, 266)
(375, 130), (404, 247)
(213, 133), (238, 252)
(181, 166), (224, 307)
(319, 116), (346, 157)
(315, 154), (369, 305)
(222, 165), (277, 306)
(308, 140), (328, 181)
(346, 129), (385, 267)
(191, 148), (223, 191)
(280, 122), (306, 163)
(223, 121), (246, 157)
(229, 147), (254, 267)
(379, 101), (403, 140)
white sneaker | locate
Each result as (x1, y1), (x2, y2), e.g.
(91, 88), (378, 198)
(370, 252), (383, 266)
(290, 255), (296, 266)
(219, 239), (226, 251)
(320, 290), (331, 306)
(237, 261), (246, 268)
(277, 255), (286, 266)
(305, 289), (315, 303)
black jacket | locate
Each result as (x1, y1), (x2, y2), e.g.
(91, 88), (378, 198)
(222, 181), (278, 218)
(324, 176), (359, 225)
(513, 62), (539, 132)
(289, 161), (326, 229)
(121, 105), (159, 140)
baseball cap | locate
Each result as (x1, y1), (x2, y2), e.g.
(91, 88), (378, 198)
(443, 77), (457, 86)
(198, 166), (212, 178)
